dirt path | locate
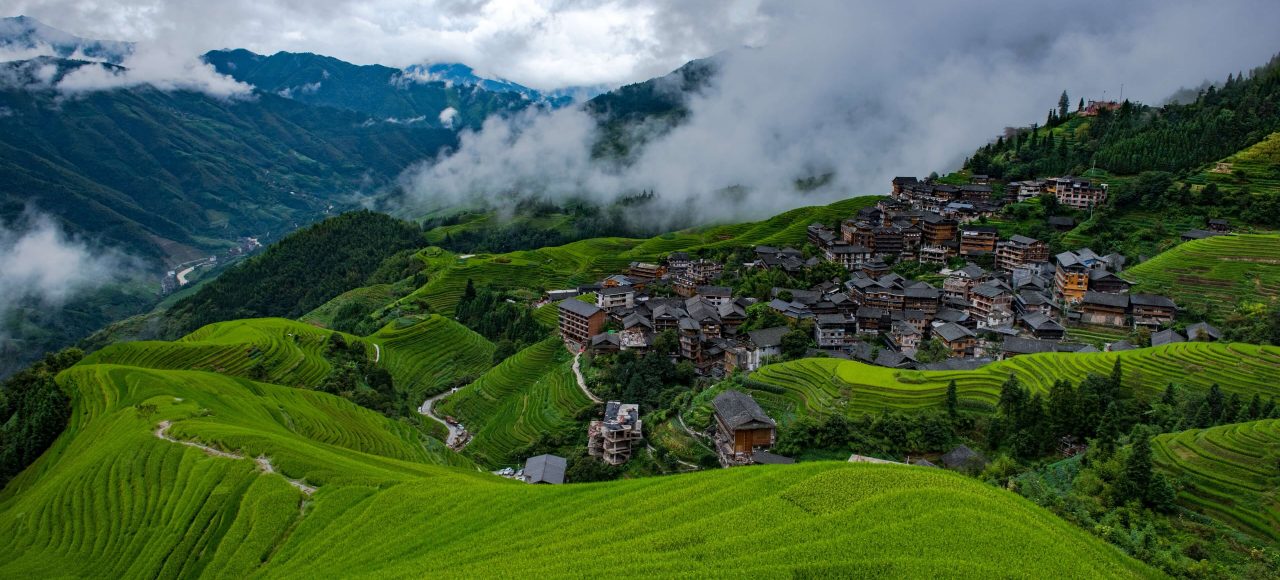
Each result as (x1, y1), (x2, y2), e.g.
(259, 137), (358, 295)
(572, 352), (603, 404)
(419, 392), (467, 449)
(155, 420), (315, 494)
(372, 343), (381, 363)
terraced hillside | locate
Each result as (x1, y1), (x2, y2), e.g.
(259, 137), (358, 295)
(0, 357), (1155, 577)
(1153, 419), (1280, 542)
(1185, 131), (1280, 197)
(403, 197), (879, 314)
(81, 318), (353, 388)
(366, 315), (495, 401)
(299, 284), (399, 328)
(1123, 234), (1280, 318)
(436, 337), (591, 466)
(751, 342), (1280, 420)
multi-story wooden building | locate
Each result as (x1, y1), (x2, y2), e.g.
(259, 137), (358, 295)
(588, 402), (643, 465)
(559, 300), (606, 348)
(921, 214), (958, 245)
(712, 391), (777, 461)
(1079, 292), (1128, 327)
(959, 225), (999, 256)
(994, 235), (1049, 272)
(1130, 294), (1177, 328)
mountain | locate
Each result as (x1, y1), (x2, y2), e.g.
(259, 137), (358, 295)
(0, 15), (131, 63)
(403, 62), (607, 105)
(584, 55), (720, 158)
(0, 57), (458, 263)
(203, 48), (548, 129)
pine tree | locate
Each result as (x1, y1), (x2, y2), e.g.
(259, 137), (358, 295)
(1247, 394), (1263, 420)
(1078, 97), (1084, 112)
(1059, 90), (1070, 118)
(1047, 379), (1078, 439)
(1160, 383), (1177, 407)
(945, 380), (959, 419)
(1205, 384), (1225, 424)
(1094, 402), (1123, 456)
(1117, 427), (1156, 506)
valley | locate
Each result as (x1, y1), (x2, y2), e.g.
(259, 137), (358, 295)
(2, 6), (1280, 578)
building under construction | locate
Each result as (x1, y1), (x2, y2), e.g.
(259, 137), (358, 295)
(588, 401), (643, 465)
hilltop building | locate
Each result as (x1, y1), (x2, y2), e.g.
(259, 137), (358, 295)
(712, 391), (779, 465)
(588, 402), (643, 465)
(559, 300), (606, 349)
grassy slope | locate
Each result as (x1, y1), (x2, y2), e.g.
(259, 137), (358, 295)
(404, 196), (878, 315)
(1123, 234), (1280, 318)
(750, 342), (1280, 421)
(1153, 419), (1280, 542)
(0, 359), (1154, 578)
(436, 337), (590, 467)
(82, 316), (494, 406)
(1184, 131), (1280, 197)
(298, 284), (398, 328)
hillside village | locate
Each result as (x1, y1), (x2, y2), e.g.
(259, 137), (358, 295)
(556, 174), (1219, 381)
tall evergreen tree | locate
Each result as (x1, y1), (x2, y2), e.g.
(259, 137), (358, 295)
(945, 380), (959, 419)
(1117, 427), (1155, 505)
(1059, 90), (1070, 118)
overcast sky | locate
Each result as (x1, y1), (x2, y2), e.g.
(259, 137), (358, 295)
(2, 0), (771, 89)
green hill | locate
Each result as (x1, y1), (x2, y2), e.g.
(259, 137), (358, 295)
(404, 196), (878, 315)
(1153, 419), (1280, 542)
(1184, 131), (1280, 198)
(750, 343), (1280, 420)
(1123, 234), (1280, 318)
(0, 355), (1154, 578)
(366, 315), (495, 401)
(435, 337), (589, 467)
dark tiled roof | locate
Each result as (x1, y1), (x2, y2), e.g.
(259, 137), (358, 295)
(934, 322), (974, 342)
(559, 299), (602, 318)
(524, 454), (567, 484)
(940, 445), (988, 470)
(1152, 329), (1186, 346)
(1081, 291), (1129, 308)
(747, 326), (789, 348)
(713, 390), (776, 431)
(1002, 337), (1088, 354)
(1129, 293), (1176, 308)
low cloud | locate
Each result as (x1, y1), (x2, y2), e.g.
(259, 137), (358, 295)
(54, 45), (253, 98)
(438, 106), (459, 128)
(0, 210), (137, 327)
(400, 0), (1280, 228)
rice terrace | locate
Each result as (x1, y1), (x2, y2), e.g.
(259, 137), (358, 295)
(3, 3), (1280, 578)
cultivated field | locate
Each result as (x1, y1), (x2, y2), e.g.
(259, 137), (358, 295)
(751, 342), (1280, 420)
(435, 337), (590, 466)
(1153, 419), (1280, 542)
(402, 197), (879, 315)
(0, 357), (1155, 578)
(1124, 234), (1280, 317)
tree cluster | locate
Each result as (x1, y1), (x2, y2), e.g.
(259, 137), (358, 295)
(455, 281), (547, 362)
(0, 349), (82, 487)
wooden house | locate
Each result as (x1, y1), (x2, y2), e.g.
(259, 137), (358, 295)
(712, 391), (777, 458)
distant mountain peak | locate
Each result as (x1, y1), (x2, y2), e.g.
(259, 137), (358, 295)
(0, 15), (133, 64)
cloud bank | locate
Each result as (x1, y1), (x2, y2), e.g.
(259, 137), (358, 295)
(0, 210), (134, 327)
(400, 0), (1280, 227)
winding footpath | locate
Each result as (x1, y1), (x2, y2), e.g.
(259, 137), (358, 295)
(155, 420), (316, 494)
(419, 392), (466, 448)
(572, 352), (603, 404)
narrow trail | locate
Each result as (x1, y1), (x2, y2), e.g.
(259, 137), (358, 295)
(572, 352), (603, 404)
(372, 343), (381, 363)
(155, 421), (316, 494)
(419, 392), (466, 449)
